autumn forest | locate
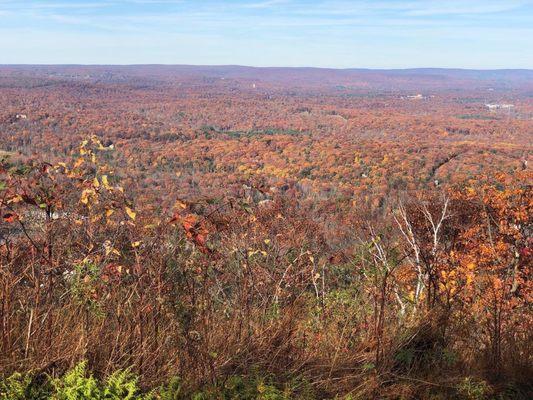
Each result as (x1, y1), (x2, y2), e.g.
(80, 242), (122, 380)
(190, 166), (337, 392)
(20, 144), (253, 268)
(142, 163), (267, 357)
(0, 65), (531, 399)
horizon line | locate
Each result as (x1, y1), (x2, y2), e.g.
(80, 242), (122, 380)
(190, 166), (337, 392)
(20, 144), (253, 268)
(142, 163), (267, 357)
(1, 64), (532, 72)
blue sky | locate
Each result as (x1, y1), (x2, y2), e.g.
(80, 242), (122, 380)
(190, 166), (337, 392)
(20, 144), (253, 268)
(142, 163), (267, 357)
(0, 0), (532, 68)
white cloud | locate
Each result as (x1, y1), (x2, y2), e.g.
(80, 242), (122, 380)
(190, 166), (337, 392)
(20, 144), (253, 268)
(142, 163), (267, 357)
(243, 0), (288, 9)
(403, 0), (527, 16)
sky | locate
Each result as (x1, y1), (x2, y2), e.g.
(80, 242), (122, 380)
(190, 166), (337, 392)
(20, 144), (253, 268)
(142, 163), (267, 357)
(0, 0), (532, 68)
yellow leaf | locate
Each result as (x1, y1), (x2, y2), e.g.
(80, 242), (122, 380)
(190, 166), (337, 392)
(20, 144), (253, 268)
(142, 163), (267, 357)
(74, 158), (84, 168)
(125, 207), (136, 220)
(102, 175), (110, 189)
(80, 188), (95, 205)
(131, 241), (141, 248)
(9, 195), (23, 204)
(93, 177), (100, 188)
(247, 249), (258, 257)
(106, 209), (114, 217)
(174, 199), (187, 209)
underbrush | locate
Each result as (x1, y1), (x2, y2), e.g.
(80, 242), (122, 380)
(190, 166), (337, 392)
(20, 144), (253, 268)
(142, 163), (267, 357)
(0, 138), (531, 399)
(2, 361), (531, 399)
(0, 362), (306, 399)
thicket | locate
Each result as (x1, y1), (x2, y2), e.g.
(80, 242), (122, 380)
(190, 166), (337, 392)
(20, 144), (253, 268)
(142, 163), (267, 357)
(0, 137), (531, 399)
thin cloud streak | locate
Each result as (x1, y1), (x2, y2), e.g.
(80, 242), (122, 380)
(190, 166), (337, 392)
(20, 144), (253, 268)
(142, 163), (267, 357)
(0, 0), (531, 67)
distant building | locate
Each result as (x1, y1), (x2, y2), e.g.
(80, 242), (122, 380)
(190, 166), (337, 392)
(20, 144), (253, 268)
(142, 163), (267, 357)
(485, 103), (514, 110)
(401, 94), (426, 100)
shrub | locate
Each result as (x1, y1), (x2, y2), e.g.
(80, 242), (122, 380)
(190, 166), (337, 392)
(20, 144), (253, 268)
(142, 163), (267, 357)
(456, 377), (490, 400)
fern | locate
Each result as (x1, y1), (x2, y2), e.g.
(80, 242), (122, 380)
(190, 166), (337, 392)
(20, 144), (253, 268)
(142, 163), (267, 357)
(51, 361), (100, 400)
(0, 371), (50, 400)
(102, 368), (141, 399)
(154, 377), (184, 400)
(0, 372), (31, 400)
